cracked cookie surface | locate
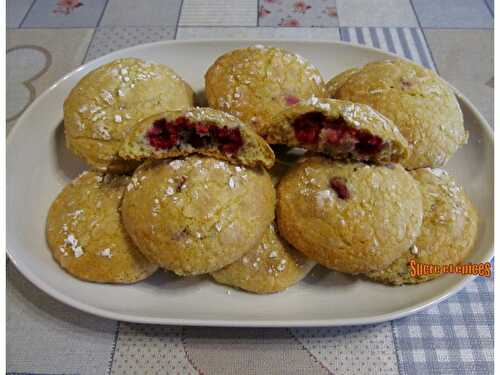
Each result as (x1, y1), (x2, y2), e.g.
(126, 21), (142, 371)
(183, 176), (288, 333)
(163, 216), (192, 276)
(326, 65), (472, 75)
(64, 58), (194, 173)
(121, 156), (276, 276)
(367, 168), (478, 285)
(277, 156), (423, 274)
(205, 45), (326, 137)
(329, 59), (466, 169)
(211, 222), (316, 294)
(46, 171), (158, 283)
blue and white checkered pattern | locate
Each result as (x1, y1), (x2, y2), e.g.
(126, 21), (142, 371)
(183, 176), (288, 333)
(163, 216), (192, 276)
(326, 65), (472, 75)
(392, 276), (493, 375)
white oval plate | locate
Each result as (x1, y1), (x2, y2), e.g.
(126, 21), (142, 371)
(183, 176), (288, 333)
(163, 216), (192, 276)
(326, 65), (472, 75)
(7, 40), (493, 327)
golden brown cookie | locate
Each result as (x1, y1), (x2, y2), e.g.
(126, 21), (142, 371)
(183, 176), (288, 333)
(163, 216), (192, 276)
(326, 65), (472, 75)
(367, 168), (478, 285)
(121, 156), (276, 276)
(263, 98), (408, 164)
(205, 45), (326, 136)
(46, 171), (158, 283)
(64, 58), (194, 173)
(277, 156), (423, 274)
(119, 107), (275, 169)
(325, 68), (359, 95)
(329, 59), (466, 169)
(211, 223), (316, 294)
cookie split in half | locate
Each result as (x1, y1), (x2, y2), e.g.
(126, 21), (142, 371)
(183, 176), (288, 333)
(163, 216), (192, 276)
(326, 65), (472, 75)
(263, 98), (408, 164)
(119, 107), (275, 169)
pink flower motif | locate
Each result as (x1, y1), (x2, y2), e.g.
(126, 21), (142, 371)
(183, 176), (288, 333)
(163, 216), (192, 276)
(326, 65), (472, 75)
(259, 5), (271, 17)
(53, 0), (83, 15)
(293, 1), (311, 14)
(323, 6), (338, 17)
(264, 0), (282, 4)
(279, 17), (300, 27)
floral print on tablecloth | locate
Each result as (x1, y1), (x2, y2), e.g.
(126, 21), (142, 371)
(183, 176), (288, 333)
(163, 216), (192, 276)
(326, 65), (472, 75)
(259, 0), (339, 27)
(53, 0), (84, 16)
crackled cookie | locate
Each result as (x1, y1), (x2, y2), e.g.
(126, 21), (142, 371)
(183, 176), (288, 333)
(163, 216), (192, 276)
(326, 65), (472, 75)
(264, 98), (408, 164)
(277, 156), (423, 274)
(211, 222), (316, 294)
(119, 107), (275, 169)
(325, 68), (359, 95)
(64, 58), (194, 173)
(46, 171), (158, 283)
(205, 45), (326, 136)
(367, 168), (478, 285)
(329, 59), (466, 169)
(121, 156), (276, 276)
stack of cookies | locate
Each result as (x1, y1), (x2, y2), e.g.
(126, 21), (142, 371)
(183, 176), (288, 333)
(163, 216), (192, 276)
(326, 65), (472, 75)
(46, 46), (478, 294)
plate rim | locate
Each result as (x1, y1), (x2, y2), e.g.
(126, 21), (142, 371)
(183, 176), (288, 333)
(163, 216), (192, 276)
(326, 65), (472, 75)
(6, 39), (494, 327)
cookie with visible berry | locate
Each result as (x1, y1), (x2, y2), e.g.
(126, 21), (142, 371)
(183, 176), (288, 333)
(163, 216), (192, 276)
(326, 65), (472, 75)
(276, 156), (423, 274)
(263, 98), (408, 164)
(328, 59), (466, 169)
(121, 156), (276, 276)
(205, 45), (326, 137)
(46, 171), (158, 283)
(367, 168), (478, 285)
(119, 107), (275, 169)
(211, 222), (316, 294)
(64, 58), (194, 173)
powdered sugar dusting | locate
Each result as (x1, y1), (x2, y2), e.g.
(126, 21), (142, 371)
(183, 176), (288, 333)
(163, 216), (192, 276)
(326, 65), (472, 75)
(169, 159), (184, 170)
(99, 248), (113, 258)
(316, 189), (334, 208)
(96, 125), (111, 140)
(215, 222), (223, 232)
(100, 90), (114, 105)
(64, 234), (84, 258)
(428, 168), (448, 178)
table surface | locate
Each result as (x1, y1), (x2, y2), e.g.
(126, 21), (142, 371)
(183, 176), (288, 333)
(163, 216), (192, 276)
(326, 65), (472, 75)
(6, 1), (493, 374)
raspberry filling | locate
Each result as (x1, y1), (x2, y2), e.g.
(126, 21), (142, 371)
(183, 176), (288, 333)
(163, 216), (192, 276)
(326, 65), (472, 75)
(330, 177), (350, 200)
(146, 117), (244, 155)
(284, 95), (301, 106)
(292, 112), (385, 157)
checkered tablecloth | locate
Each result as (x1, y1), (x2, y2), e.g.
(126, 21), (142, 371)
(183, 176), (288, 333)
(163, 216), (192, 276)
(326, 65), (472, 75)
(6, 1), (494, 374)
